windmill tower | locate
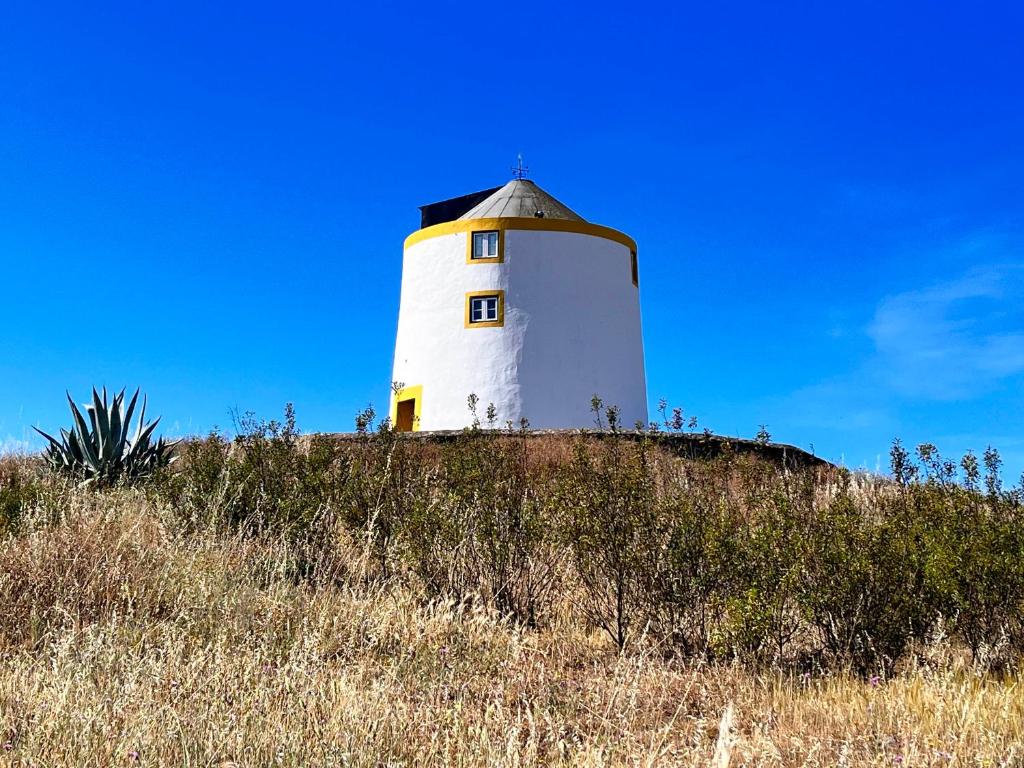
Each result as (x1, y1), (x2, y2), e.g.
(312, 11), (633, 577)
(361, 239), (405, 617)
(389, 170), (647, 431)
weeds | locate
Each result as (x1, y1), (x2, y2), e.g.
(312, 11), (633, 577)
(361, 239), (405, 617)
(6, 407), (1024, 674)
(2, 413), (1024, 764)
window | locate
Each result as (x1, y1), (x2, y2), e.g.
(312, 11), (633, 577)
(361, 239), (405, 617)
(470, 295), (498, 322)
(464, 290), (504, 328)
(472, 231), (498, 259)
(631, 250), (639, 287)
(468, 230), (503, 263)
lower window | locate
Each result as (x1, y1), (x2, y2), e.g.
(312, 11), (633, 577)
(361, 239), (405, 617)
(470, 295), (498, 322)
(465, 290), (504, 328)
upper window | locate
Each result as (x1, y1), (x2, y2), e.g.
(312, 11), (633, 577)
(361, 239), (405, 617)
(465, 290), (504, 328)
(469, 230), (502, 263)
(631, 250), (639, 287)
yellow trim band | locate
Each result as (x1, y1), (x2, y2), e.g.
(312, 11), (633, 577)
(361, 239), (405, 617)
(390, 384), (423, 432)
(405, 217), (637, 253)
(464, 290), (505, 329)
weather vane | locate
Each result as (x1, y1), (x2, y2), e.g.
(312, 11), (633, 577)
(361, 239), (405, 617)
(511, 153), (529, 180)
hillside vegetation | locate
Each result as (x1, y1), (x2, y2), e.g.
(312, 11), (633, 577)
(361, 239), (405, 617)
(1, 409), (1023, 765)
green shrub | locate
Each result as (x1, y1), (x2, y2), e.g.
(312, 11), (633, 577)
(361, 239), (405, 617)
(340, 416), (426, 579)
(655, 472), (741, 657)
(798, 484), (921, 670)
(399, 424), (556, 626)
(938, 485), (1024, 664)
(155, 430), (232, 525)
(719, 463), (811, 663)
(556, 435), (661, 650)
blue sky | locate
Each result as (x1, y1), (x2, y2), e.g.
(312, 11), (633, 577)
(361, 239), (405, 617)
(2, 2), (1022, 479)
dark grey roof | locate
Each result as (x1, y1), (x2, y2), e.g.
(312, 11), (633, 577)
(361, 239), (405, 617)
(418, 186), (501, 228)
(458, 180), (585, 222)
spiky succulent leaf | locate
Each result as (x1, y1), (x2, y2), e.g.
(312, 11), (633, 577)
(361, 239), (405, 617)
(109, 390), (124, 461)
(92, 388), (111, 461)
(132, 416), (161, 451)
(121, 389), (139, 449)
(67, 393), (91, 447)
(134, 394), (148, 447)
(33, 425), (62, 450)
(72, 417), (100, 472)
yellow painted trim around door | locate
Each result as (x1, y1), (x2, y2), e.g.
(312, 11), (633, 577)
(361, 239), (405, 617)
(390, 384), (423, 432)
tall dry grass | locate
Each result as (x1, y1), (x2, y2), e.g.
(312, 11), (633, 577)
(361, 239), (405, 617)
(1, 480), (1022, 766)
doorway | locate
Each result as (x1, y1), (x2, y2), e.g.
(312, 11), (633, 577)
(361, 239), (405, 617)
(396, 398), (416, 432)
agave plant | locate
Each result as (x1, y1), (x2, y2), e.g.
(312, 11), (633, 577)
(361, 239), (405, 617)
(34, 387), (178, 484)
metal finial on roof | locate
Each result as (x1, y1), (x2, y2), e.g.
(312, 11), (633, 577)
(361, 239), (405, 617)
(511, 153), (529, 180)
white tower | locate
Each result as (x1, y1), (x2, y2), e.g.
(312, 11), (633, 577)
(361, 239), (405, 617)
(389, 177), (647, 431)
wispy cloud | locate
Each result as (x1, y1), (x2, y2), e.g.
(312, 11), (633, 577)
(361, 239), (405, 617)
(765, 234), (1024, 476)
(868, 262), (1024, 399)
(784, 250), (1024, 430)
(1, 434), (36, 456)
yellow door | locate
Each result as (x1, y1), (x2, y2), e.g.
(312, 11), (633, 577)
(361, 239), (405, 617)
(396, 398), (416, 432)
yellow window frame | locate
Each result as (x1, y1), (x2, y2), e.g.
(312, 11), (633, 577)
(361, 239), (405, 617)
(466, 229), (504, 264)
(464, 290), (505, 329)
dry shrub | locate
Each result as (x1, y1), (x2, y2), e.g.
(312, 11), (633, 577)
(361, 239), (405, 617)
(0, 467), (1022, 764)
(1, 587), (1021, 764)
(0, 456), (40, 534)
(0, 491), (172, 648)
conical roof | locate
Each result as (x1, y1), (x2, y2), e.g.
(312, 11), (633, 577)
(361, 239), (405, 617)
(458, 180), (585, 222)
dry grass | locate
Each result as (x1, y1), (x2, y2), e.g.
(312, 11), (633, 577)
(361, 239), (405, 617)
(1, 489), (1022, 766)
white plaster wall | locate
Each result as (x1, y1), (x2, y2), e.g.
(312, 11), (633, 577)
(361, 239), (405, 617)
(391, 225), (647, 430)
(506, 229), (647, 428)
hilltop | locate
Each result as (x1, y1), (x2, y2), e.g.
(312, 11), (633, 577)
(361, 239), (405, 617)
(1, 424), (1022, 764)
